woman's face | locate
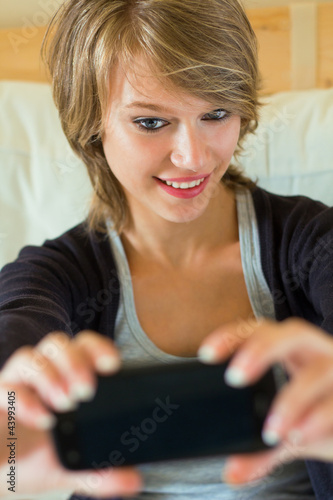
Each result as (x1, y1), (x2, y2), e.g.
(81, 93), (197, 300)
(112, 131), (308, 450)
(102, 59), (241, 226)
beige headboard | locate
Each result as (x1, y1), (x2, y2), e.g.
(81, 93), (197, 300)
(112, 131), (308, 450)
(0, 3), (332, 94)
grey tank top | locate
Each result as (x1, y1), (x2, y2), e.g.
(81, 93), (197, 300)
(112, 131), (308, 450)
(106, 188), (315, 499)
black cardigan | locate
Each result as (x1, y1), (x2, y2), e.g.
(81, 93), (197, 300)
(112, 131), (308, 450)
(1, 186), (333, 499)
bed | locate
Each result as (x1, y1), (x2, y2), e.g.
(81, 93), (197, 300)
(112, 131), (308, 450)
(0, 3), (332, 269)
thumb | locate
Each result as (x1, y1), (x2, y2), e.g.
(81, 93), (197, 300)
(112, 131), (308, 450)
(68, 467), (143, 498)
(222, 441), (300, 485)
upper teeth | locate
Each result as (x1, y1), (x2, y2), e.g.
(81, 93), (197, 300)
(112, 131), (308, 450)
(164, 178), (205, 189)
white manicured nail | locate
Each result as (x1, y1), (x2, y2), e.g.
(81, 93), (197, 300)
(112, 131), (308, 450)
(54, 392), (77, 412)
(96, 355), (120, 373)
(70, 383), (95, 401)
(36, 414), (57, 430)
(197, 345), (218, 363)
(262, 429), (281, 446)
(224, 367), (247, 387)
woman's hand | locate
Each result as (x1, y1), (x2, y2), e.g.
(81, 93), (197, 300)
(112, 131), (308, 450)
(0, 330), (142, 498)
(198, 318), (333, 485)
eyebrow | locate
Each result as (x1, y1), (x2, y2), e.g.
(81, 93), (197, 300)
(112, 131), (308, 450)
(124, 101), (175, 113)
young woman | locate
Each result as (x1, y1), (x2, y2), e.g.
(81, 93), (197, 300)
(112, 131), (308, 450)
(0, 0), (333, 498)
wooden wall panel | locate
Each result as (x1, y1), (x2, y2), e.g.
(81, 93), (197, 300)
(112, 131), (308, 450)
(0, 4), (332, 93)
(317, 4), (333, 88)
(0, 25), (48, 82)
(247, 7), (291, 94)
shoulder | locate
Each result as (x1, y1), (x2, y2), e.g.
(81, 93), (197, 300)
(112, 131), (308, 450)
(251, 186), (332, 238)
(252, 186), (330, 222)
(18, 221), (113, 264)
(2, 221), (118, 289)
(249, 186), (333, 281)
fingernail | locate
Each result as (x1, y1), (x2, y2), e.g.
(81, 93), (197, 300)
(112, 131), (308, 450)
(36, 413), (57, 430)
(197, 345), (218, 364)
(224, 367), (248, 387)
(262, 429), (281, 446)
(262, 414), (282, 446)
(96, 355), (120, 373)
(70, 383), (95, 401)
(53, 391), (78, 412)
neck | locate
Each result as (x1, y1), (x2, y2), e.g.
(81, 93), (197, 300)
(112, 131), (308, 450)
(120, 184), (238, 270)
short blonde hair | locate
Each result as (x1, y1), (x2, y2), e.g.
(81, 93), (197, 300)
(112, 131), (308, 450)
(42, 0), (260, 234)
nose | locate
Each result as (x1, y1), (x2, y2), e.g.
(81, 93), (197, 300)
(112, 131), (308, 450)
(170, 125), (211, 172)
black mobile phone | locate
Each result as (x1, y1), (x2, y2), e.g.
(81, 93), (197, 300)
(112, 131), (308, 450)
(51, 360), (278, 470)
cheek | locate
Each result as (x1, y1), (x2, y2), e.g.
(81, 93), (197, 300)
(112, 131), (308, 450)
(214, 119), (241, 159)
(102, 130), (139, 183)
(102, 130), (167, 189)
(103, 128), (166, 167)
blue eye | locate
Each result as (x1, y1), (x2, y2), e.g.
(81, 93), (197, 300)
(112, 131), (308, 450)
(133, 109), (230, 134)
(202, 109), (229, 121)
(134, 118), (168, 133)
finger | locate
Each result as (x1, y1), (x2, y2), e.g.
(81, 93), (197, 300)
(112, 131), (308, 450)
(67, 466), (143, 498)
(36, 331), (121, 403)
(229, 319), (332, 382)
(222, 442), (298, 485)
(36, 332), (97, 402)
(288, 397), (333, 461)
(197, 317), (262, 363)
(262, 357), (333, 445)
(3, 422), (143, 498)
(1, 345), (77, 413)
(202, 319), (331, 388)
(74, 330), (121, 374)
(0, 383), (56, 430)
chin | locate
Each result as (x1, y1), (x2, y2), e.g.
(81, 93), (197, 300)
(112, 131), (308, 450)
(159, 203), (209, 225)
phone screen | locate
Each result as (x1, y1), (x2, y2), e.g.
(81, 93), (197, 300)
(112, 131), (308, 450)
(53, 361), (276, 469)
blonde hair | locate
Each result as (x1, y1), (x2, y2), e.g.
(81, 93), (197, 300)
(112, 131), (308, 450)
(42, 0), (260, 234)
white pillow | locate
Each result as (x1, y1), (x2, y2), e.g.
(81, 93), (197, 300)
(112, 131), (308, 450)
(239, 88), (333, 205)
(0, 81), (92, 268)
(0, 81), (332, 268)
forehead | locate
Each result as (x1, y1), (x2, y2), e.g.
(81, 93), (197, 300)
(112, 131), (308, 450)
(108, 58), (215, 114)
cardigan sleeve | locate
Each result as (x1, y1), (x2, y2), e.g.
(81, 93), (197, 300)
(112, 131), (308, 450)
(0, 223), (120, 368)
(0, 223), (125, 500)
(252, 187), (333, 500)
(252, 187), (333, 334)
(282, 199), (333, 334)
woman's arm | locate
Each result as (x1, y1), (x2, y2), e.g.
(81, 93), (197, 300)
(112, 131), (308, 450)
(0, 223), (120, 368)
(0, 331), (142, 498)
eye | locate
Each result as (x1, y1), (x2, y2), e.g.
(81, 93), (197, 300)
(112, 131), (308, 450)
(134, 118), (169, 133)
(202, 109), (229, 121)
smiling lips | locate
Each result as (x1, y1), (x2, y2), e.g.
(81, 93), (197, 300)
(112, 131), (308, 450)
(160, 177), (206, 189)
(155, 174), (211, 199)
